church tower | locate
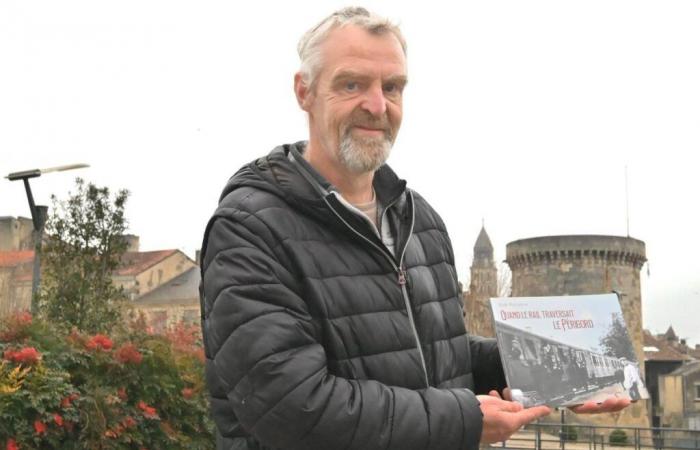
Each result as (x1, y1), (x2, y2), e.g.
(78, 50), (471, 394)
(463, 226), (498, 337)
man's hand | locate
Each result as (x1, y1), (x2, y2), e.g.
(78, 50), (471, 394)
(569, 396), (631, 414)
(477, 394), (552, 444)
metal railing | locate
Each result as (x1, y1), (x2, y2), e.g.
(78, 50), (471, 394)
(495, 422), (700, 450)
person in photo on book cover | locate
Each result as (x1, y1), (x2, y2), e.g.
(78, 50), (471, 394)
(621, 357), (645, 400)
(200, 7), (631, 450)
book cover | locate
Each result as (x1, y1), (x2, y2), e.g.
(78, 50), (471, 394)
(489, 293), (649, 407)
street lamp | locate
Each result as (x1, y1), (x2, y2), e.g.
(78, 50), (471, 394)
(5, 163), (90, 315)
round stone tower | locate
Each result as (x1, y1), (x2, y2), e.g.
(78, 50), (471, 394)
(505, 235), (649, 427)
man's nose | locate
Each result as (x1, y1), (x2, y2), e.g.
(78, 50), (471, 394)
(361, 84), (387, 117)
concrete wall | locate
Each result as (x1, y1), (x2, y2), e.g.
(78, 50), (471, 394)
(506, 235), (649, 428)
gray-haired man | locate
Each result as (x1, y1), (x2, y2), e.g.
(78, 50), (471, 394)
(200, 7), (628, 450)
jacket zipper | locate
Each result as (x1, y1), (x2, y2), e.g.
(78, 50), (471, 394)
(322, 190), (430, 388)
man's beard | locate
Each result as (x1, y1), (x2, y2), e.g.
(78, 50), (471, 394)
(337, 114), (394, 174)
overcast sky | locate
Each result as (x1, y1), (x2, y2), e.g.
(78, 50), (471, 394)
(2, 1), (698, 345)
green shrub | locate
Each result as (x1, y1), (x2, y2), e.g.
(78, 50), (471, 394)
(609, 429), (628, 445)
(0, 311), (213, 449)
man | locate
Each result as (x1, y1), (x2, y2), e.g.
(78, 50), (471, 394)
(200, 7), (629, 450)
(621, 357), (645, 400)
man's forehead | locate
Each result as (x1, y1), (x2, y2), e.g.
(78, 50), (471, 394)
(319, 25), (407, 79)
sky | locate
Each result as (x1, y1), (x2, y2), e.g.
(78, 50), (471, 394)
(1, 1), (698, 345)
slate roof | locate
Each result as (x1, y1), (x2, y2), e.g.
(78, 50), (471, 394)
(132, 266), (200, 307)
(644, 329), (692, 362)
(668, 360), (700, 376)
(474, 226), (494, 253)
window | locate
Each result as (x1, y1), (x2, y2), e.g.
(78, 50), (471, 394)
(695, 384), (700, 401)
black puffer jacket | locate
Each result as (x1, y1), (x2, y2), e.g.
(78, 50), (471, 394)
(200, 143), (506, 450)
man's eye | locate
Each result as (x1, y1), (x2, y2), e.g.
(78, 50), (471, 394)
(384, 83), (396, 93)
(345, 81), (358, 91)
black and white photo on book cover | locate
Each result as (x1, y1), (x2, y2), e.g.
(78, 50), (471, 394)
(490, 293), (649, 407)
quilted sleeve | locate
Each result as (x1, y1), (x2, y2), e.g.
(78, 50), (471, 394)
(201, 209), (485, 450)
(468, 336), (507, 395)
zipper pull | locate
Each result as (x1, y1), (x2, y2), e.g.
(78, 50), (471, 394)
(398, 268), (407, 286)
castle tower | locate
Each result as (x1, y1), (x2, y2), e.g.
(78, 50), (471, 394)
(464, 226), (497, 337)
(505, 235), (649, 427)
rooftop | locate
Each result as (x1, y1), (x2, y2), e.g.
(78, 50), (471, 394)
(116, 250), (180, 276)
(132, 266), (200, 306)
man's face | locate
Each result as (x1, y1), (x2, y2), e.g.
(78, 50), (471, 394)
(301, 25), (407, 174)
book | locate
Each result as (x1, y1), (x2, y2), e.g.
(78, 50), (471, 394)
(489, 293), (649, 407)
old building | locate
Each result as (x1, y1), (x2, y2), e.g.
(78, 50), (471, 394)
(0, 216), (34, 251)
(463, 226), (497, 337)
(658, 361), (700, 430)
(644, 328), (694, 428)
(505, 234), (650, 428)
(132, 266), (200, 333)
(0, 217), (200, 331)
(0, 250), (34, 315)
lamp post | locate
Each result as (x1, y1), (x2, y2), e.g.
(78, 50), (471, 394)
(5, 163), (89, 315)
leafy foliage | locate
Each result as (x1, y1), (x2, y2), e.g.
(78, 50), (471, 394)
(609, 429), (628, 445)
(39, 178), (130, 334)
(599, 312), (636, 360)
(0, 311), (213, 449)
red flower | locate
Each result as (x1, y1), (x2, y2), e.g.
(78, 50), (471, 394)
(181, 387), (194, 399)
(85, 334), (113, 351)
(33, 420), (46, 435)
(114, 343), (143, 364)
(53, 413), (64, 427)
(122, 416), (137, 428)
(3, 347), (41, 365)
(6, 438), (19, 450)
(61, 392), (78, 408)
(117, 387), (128, 401)
(137, 401), (158, 419)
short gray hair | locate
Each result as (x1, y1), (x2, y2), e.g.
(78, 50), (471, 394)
(297, 7), (407, 89)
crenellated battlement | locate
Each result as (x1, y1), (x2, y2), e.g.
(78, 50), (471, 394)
(506, 235), (646, 269)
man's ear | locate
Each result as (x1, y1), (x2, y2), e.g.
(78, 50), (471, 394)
(294, 72), (313, 111)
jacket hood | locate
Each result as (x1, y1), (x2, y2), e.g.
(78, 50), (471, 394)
(218, 142), (408, 221)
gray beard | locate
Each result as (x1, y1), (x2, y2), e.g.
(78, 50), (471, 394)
(338, 132), (393, 174)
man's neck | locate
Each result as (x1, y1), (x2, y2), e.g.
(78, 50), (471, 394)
(303, 141), (374, 204)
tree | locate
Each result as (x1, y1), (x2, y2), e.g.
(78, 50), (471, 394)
(39, 178), (130, 333)
(497, 262), (512, 298)
(599, 312), (636, 360)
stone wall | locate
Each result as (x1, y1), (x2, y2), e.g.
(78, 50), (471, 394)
(0, 217), (33, 251)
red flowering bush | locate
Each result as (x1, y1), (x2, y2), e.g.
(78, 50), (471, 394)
(85, 334), (113, 351)
(0, 311), (32, 342)
(0, 312), (213, 448)
(3, 347), (41, 365)
(115, 343), (143, 365)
